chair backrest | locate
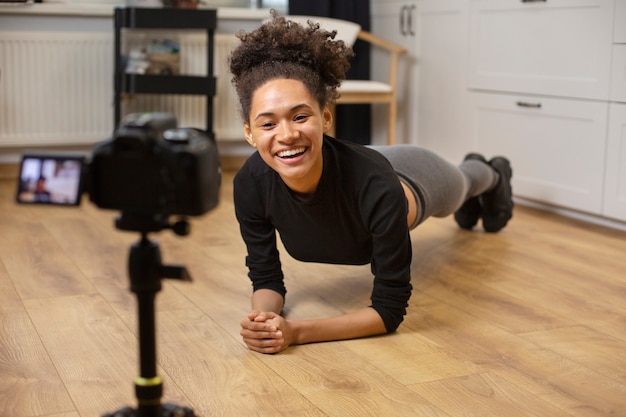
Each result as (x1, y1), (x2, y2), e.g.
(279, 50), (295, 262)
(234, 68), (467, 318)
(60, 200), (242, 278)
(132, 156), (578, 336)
(278, 15), (362, 47)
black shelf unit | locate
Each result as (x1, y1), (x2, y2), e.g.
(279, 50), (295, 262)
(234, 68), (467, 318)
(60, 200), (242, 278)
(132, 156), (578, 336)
(113, 7), (217, 132)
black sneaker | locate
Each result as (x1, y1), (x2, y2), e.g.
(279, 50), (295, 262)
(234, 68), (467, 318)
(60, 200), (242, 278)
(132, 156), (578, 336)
(481, 156), (513, 233)
(454, 153), (488, 230)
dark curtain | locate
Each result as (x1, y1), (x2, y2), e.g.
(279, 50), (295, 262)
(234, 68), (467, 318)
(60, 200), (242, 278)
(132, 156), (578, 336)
(288, 0), (371, 144)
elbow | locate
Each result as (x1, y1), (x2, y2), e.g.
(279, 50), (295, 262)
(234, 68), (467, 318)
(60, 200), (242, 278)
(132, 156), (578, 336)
(370, 305), (406, 333)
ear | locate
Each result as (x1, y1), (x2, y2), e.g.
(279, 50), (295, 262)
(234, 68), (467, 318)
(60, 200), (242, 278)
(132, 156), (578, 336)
(322, 106), (333, 133)
(243, 124), (256, 147)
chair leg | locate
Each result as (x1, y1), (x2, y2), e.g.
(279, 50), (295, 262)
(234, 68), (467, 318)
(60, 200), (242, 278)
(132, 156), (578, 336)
(388, 100), (397, 145)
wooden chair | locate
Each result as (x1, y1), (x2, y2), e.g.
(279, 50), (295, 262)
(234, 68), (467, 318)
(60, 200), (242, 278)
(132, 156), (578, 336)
(286, 16), (408, 145)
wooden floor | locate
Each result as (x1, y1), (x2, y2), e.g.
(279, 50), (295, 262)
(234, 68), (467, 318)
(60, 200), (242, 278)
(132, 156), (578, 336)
(1, 170), (626, 417)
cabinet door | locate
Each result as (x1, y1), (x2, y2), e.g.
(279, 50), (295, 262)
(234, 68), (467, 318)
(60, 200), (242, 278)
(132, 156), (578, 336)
(468, 0), (614, 100)
(415, 0), (470, 163)
(604, 104), (626, 221)
(370, 1), (419, 145)
(470, 92), (608, 214)
(371, 0), (470, 157)
(611, 45), (626, 103)
(615, 0), (626, 43)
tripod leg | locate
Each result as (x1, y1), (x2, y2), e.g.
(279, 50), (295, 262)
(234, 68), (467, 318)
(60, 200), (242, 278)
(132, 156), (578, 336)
(135, 292), (162, 417)
(127, 237), (163, 417)
(103, 235), (197, 417)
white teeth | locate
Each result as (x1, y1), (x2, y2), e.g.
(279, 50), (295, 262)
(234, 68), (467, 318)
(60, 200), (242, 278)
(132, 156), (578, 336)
(277, 147), (305, 158)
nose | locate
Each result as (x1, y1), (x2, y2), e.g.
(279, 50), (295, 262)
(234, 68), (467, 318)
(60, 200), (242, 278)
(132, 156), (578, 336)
(277, 120), (299, 142)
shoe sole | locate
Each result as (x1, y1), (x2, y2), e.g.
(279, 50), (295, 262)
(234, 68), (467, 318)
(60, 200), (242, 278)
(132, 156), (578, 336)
(482, 157), (513, 233)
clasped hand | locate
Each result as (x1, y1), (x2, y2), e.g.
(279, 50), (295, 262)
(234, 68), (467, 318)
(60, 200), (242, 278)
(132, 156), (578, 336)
(240, 310), (293, 354)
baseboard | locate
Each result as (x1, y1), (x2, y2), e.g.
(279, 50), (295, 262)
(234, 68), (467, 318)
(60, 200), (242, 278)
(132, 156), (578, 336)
(515, 197), (626, 233)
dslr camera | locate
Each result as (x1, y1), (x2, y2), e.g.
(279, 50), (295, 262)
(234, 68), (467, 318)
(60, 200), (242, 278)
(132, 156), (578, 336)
(16, 113), (221, 224)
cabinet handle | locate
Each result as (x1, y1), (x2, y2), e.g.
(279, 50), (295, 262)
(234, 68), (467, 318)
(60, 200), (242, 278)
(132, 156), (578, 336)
(400, 5), (408, 36)
(516, 101), (542, 108)
(400, 4), (416, 37)
(521, 0), (547, 2)
(408, 5), (416, 36)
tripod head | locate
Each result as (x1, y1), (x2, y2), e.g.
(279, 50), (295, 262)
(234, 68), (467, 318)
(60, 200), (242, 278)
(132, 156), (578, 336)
(115, 211), (193, 237)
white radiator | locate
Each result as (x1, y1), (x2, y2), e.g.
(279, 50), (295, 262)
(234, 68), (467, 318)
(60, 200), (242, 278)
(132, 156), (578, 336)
(0, 31), (113, 146)
(0, 31), (243, 147)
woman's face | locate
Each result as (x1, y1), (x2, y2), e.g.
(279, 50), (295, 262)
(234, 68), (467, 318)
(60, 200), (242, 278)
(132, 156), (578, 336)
(244, 78), (333, 196)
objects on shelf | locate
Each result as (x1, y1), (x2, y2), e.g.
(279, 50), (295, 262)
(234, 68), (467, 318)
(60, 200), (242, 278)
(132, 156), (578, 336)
(125, 39), (180, 75)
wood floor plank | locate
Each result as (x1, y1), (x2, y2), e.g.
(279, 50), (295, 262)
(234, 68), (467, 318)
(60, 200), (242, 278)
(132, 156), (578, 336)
(0, 263), (75, 417)
(405, 296), (626, 417)
(155, 308), (329, 417)
(410, 246), (575, 334)
(520, 325), (626, 384)
(469, 238), (626, 343)
(0, 212), (96, 301)
(409, 372), (575, 417)
(37, 413), (80, 417)
(253, 342), (452, 417)
(40, 214), (194, 323)
(342, 327), (479, 385)
(23, 293), (187, 417)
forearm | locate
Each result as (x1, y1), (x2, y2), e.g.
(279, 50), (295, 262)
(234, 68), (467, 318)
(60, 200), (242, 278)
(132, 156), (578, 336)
(251, 288), (284, 314)
(247, 290), (387, 349)
(290, 307), (387, 345)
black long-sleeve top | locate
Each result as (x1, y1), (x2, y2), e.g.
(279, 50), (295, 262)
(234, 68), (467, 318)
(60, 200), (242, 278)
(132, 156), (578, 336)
(233, 136), (413, 332)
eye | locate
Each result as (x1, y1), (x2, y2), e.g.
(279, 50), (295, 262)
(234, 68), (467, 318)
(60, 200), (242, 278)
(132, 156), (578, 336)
(294, 114), (310, 122)
(257, 119), (275, 129)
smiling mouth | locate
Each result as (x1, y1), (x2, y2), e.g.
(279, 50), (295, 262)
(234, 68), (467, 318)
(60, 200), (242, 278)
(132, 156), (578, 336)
(277, 147), (306, 159)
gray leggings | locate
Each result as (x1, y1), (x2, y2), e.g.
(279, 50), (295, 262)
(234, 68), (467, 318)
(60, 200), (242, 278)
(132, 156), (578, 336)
(369, 145), (498, 228)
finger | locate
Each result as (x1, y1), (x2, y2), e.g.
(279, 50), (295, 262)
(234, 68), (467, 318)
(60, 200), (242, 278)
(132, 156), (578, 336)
(240, 328), (282, 340)
(240, 319), (277, 332)
(253, 313), (268, 322)
(242, 336), (285, 354)
(247, 310), (261, 320)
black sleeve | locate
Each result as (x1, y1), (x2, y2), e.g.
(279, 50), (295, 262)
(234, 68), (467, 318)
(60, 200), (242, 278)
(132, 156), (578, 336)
(360, 171), (413, 332)
(233, 168), (286, 298)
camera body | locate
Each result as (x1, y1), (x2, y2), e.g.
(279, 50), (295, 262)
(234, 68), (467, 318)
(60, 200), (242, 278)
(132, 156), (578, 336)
(17, 113), (221, 218)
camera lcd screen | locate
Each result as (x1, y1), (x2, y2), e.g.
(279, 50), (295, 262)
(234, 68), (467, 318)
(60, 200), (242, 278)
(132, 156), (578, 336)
(16, 154), (85, 206)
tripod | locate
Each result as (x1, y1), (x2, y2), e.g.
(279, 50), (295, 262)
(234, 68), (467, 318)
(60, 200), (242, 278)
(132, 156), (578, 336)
(103, 213), (198, 417)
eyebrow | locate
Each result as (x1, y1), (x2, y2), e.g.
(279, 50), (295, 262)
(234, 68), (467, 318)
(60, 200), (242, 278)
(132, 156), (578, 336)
(254, 103), (314, 121)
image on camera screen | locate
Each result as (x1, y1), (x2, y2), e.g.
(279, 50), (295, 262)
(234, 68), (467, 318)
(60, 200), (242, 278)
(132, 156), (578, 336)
(16, 155), (84, 206)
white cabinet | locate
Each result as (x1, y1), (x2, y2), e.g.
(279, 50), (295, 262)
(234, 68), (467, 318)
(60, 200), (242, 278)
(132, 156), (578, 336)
(612, 45), (626, 103)
(370, 1), (419, 146)
(466, 0), (626, 223)
(615, 0), (626, 43)
(604, 104), (626, 220)
(371, 0), (470, 163)
(470, 92), (608, 213)
(468, 0), (614, 100)
(372, 0), (625, 224)
(412, 0), (470, 163)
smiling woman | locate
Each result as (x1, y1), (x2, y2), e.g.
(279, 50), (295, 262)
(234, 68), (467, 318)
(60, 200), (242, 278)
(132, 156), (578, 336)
(228, 11), (513, 354)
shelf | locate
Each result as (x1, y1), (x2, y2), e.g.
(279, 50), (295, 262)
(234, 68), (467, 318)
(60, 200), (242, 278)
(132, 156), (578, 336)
(124, 74), (217, 95)
(114, 7), (217, 130)
(115, 7), (217, 30)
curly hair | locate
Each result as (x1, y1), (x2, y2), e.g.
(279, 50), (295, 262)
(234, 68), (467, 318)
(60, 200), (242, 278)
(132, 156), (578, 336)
(229, 10), (354, 122)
